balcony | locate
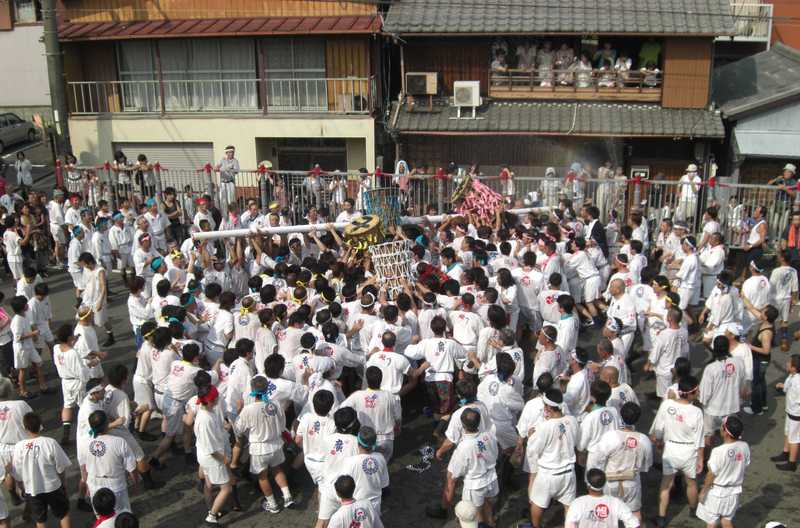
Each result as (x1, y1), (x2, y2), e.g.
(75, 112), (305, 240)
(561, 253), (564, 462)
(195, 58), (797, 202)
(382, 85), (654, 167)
(716, 3), (773, 44)
(67, 78), (373, 116)
(488, 68), (662, 102)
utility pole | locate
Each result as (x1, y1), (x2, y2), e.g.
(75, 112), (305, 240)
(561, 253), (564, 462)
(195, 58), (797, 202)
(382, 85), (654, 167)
(42, 0), (71, 156)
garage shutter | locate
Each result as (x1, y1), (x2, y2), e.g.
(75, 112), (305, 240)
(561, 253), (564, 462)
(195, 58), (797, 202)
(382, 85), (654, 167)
(113, 141), (214, 192)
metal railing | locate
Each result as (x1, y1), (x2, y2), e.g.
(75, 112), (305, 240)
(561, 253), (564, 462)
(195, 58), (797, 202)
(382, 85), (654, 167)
(717, 3), (774, 43)
(67, 77), (373, 115)
(489, 67), (662, 93)
(54, 163), (793, 251)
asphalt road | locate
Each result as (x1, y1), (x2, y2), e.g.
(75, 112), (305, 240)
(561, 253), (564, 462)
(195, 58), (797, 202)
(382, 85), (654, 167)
(0, 167), (797, 527)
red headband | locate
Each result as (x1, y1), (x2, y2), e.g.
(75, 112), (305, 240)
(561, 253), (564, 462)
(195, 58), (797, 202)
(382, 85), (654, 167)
(197, 385), (219, 405)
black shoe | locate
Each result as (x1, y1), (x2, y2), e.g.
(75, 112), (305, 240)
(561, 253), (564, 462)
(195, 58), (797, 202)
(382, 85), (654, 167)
(776, 461), (797, 472)
(425, 505), (448, 519)
(77, 497), (93, 512)
(770, 452), (789, 462)
(654, 516), (667, 528)
(137, 430), (160, 442)
(103, 334), (115, 347)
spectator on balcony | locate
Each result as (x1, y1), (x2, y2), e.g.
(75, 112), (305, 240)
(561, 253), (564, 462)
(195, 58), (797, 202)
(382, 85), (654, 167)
(328, 171), (348, 210)
(537, 41), (555, 87)
(597, 58), (616, 88)
(767, 163), (797, 204)
(640, 61), (661, 88)
(614, 51), (633, 87)
(593, 41), (618, 67)
(216, 145), (239, 219)
(516, 42), (536, 71)
(555, 43), (576, 85)
(638, 38), (662, 68)
(574, 54), (594, 88)
(490, 51), (509, 74)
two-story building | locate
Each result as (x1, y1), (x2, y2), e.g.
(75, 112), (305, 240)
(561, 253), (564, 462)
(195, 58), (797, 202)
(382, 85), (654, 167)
(58, 0), (381, 173)
(384, 0), (733, 183)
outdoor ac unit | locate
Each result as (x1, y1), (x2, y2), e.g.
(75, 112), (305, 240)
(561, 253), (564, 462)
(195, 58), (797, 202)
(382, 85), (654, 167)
(406, 72), (437, 95)
(453, 81), (481, 107)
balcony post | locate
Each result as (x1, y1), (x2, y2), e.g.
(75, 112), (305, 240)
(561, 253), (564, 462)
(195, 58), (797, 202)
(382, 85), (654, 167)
(155, 43), (166, 115)
(436, 167), (445, 214)
(55, 159), (63, 188)
(204, 163), (214, 198)
(104, 161), (118, 211)
(257, 40), (268, 116)
(154, 162), (164, 203)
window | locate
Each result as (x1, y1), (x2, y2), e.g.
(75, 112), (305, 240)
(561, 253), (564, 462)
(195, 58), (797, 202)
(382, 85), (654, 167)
(14, 0), (41, 23)
(264, 38), (327, 111)
(116, 39), (257, 111)
(6, 113), (22, 124)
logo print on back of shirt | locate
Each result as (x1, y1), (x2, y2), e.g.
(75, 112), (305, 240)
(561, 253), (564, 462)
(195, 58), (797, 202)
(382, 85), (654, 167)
(599, 410), (612, 426)
(238, 314), (250, 326)
(521, 276), (531, 286)
(264, 402), (278, 417)
(265, 381), (277, 398)
(0, 406), (10, 421)
(331, 438), (344, 455)
(437, 341), (445, 356)
(365, 394), (378, 408)
(361, 457), (380, 475)
(488, 381), (500, 396)
(724, 362), (736, 376)
(310, 420), (321, 436)
(593, 503), (610, 520)
(625, 437), (638, 449)
(558, 422), (566, 435)
(89, 440), (106, 457)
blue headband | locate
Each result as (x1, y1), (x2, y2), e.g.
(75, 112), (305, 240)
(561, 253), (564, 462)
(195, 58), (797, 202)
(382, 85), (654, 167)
(357, 432), (375, 449)
(112, 212), (124, 221)
(146, 198), (156, 207)
(249, 389), (270, 403)
(150, 257), (164, 272)
(72, 226), (83, 236)
(181, 294), (195, 307)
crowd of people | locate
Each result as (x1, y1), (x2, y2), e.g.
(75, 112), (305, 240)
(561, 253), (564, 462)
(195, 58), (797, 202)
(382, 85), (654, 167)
(0, 158), (799, 528)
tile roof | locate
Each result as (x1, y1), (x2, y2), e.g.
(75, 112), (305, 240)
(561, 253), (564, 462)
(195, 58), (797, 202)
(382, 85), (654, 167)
(390, 100), (725, 138)
(713, 43), (800, 119)
(384, 0), (734, 36)
(58, 15), (380, 41)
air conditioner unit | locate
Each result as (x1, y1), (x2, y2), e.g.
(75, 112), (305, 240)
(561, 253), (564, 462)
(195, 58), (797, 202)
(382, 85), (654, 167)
(453, 81), (481, 107)
(406, 72), (437, 95)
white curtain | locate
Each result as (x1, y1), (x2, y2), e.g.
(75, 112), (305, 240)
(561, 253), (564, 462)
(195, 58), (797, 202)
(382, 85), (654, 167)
(219, 38), (257, 109)
(264, 38), (326, 111)
(117, 41), (158, 111)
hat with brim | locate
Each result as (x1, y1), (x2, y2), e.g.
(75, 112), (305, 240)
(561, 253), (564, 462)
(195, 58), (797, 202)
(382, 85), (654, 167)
(783, 164), (796, 175)
(687, 164), (699, 172)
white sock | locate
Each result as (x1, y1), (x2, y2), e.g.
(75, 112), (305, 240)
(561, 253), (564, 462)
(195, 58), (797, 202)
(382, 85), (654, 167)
(265, 494), (277, 506)
(281, 487), (291, 499)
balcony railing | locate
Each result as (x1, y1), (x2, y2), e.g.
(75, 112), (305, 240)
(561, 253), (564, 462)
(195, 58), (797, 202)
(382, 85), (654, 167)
(67, 77), (373, 115)
(717, 3), (773, 43)
(489, 67), (662, 102)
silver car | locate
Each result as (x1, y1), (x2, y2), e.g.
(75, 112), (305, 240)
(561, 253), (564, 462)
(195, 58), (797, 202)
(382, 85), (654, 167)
(0, 112), (37, 153)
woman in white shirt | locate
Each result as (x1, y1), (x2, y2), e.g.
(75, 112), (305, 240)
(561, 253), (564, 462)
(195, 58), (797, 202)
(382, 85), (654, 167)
(14, 152), (33, 190)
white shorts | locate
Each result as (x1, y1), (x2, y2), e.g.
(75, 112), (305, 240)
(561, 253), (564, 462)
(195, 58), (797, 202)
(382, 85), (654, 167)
(568, 278), (584, 303)
(108, 428), (145, 461)
(198, 454), (231, 486)
(50, 224), (66, 245)
(376, 436), (394, 462)
(7, 260), (23, 281)
(582, 276), (601, 303)
(463, 478), (499, 508)
(38, 326), (54, 344)
(785, 415), (800, 444)
(678, 287), (698, 309)
(494, 420), (520, 451)
(704, 414), (727, 437)
(61, 378), (84, 408)
(116, 253), (133, 270)
(318, 489), (341, 520)
(14, 345), (41, 369)
(604, 478), (642, 512)
(250, 449), (285, 474)
(133, 376), (155, 410)
(70, 271), (85, 290)
(696, 492), (740, 523)
(0, 444), (13, 469)
(529, 468), (576, 508)
(663, 442), (699, 478)
(93, 306), (108, 327)
(162, 404), (186, 437)
(776, 298), (792, 323)
(305, 457), (325, 485)
(656, 373), (671, 399)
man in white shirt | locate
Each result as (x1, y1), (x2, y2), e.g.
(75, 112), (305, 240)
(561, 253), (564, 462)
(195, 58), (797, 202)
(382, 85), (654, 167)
(2, 216), (28, 281)
(334, 198), (360, 224)
(447, 294), (485, 355)
(565, 468), (640, 528)
(700, 336), (747, 443)
(578, 381), (621, 457)
(676, 163), (701, 223)
(526, 389), (579, 528)
(82, 410), (138, 513)
(365, 331), (415, 397)
(586, 402), (652, 520)
(537, 274), (570, 326)
(67, 226), (86, 299)
(327, 475), (383, 528)
(698, 233), (726, 299)
(564, 348), (592, 418)
(771, 250), (799, 345)
(606, 280), (637, 354)
(234, 375), (293, 513)
(342, 367), (402, 461)
(645, 308), (689, 399)
(675, 236), (701, 313)
(740, 258), (771, 333)
(11, 412), (71, 528)
(440, 408), (498, 526)
(696, 416), (750, 527)
(48, 190), (68, 265)
(649, 376), (705, 526)
(335, 426), (390, 513)
(109, 213), (134, 284)
(477, 353), (525, 452)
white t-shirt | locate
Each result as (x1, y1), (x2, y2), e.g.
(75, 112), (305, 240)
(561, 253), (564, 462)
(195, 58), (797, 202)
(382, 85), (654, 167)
(447, 431), (499, 490)
(2, 230), (21, 262)
(338, 453), (389, 503)
(771, 266), (799, 301)
(0, 400), (33, 445)
(448, 310), (484, 350)
(365, 351), (411, 395)
(84, 434), (137, 492)
(327, 499), (383, 528)
(297, 412), (336, 462)
(565, 494), (639, 527)
(705, 440), (750, 498)
(579, 406), (621, 452)
(649, 399), (704, 448)
(404, 337), (465, 382)
(194, 407), (230, 458)
(679, 173), (702, 202)
(699, 357), (746, 416)
(234, 400), (285, 456)
(342, 389), (401, 438)
(527, 415), (578, 472)
(12, 435), (71, 495)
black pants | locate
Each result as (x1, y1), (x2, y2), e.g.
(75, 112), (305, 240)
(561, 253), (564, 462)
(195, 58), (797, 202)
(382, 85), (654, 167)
(751, 358), (770, 413)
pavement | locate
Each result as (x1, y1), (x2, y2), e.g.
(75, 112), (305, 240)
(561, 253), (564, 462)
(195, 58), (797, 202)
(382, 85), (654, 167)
(0, 159), (797, 527)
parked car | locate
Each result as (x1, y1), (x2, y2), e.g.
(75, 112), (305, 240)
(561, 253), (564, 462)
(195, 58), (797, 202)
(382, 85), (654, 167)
(0, 112), (37, 153)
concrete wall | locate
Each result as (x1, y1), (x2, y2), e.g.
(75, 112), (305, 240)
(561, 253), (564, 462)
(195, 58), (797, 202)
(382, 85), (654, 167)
(0, 25), (50, 108)
(68, 114), (376, 171)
